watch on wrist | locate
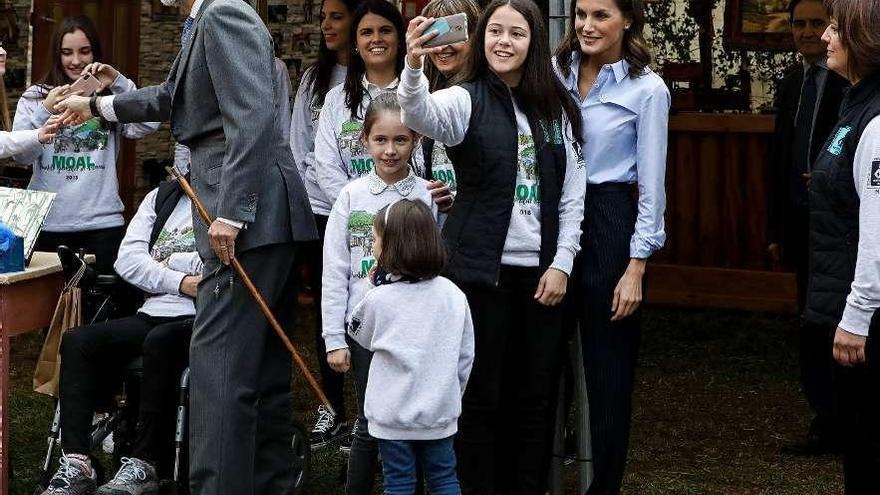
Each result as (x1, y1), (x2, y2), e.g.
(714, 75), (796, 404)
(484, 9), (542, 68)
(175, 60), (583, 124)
(89, 96), (100, 119)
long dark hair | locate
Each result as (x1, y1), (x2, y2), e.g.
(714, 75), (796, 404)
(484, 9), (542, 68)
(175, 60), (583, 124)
(343, 0), (406, 118)
(554, 0), (651, 80)
(455, 0), (582, 141)
(421, 0), (482, 91)
(38, 16), (105, 91)
(305, 0), (361, 108)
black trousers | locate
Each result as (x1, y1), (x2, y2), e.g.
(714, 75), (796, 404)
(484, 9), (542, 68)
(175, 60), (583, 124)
(570, 185), (641, 495)
(188, 243), (298, 495)
(36, 226), (126, 275)
(783, 204), (838, 438)
(298, 214), (346, 415)
(59, 313), (193, 464)
(800, 322), (837, 439)
(456, 266), (567, 495)
(835, 334), (880, 495)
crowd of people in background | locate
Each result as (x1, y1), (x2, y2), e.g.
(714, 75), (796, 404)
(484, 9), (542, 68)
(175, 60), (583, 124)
(5, 0), (876, 493)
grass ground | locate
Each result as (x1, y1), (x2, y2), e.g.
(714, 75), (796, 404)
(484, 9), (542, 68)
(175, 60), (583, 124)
(7, 305), (843, 494)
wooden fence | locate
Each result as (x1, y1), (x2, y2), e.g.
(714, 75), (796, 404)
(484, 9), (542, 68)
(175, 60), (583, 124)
(647, 113), (798, 313)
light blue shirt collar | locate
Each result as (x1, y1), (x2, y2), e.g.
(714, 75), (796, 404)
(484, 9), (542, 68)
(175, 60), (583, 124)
(564, 51), (631, 91)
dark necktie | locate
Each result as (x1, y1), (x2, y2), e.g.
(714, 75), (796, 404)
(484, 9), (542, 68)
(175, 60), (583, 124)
(789, 66), (818, 205)
(181, 16), (194, 45)
(793, 66), (818, 173)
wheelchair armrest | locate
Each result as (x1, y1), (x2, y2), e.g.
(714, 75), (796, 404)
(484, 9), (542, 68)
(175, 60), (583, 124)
(95, 275), (118, 286)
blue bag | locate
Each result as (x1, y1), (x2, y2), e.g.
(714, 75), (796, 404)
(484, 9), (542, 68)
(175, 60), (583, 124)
(0, 222), (24, 273)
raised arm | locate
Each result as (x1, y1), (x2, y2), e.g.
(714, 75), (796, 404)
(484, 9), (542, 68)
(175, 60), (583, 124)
(108, 73), (161, 139)
(398, 16), (471, 146)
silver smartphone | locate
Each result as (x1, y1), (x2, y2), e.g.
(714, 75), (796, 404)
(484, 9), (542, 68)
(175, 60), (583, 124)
(423, 13), (469, 48)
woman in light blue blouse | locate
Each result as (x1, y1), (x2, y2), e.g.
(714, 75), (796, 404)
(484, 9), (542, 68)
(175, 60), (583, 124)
(552, 0), (669, 493)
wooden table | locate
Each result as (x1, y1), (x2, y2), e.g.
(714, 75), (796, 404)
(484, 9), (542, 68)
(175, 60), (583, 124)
(0, 252), (66, 495)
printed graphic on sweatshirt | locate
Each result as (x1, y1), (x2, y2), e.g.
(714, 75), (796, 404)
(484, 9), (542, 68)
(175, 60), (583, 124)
(151, 225), (196, 263)
(44, 118), (111, 181)
(871, 160), (880, 189)
(515, 133), (540, 217)
(337, 119), (374, 178)
(431, 145), (457, 194)
(347, 210), (376, 279)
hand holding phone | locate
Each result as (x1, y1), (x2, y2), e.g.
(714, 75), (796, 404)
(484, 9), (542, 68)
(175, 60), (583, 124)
(68, 72), (101, 98)
(422, 13), (468, 48)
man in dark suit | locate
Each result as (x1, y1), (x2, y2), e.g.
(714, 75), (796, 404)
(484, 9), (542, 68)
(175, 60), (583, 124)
(58, 0), (317, 493)
(767, 0), (848, 457)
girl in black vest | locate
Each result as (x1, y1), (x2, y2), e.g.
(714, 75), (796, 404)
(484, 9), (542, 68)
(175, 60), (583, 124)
(807, 1), (880, 492)
(400, 0), (586, 491)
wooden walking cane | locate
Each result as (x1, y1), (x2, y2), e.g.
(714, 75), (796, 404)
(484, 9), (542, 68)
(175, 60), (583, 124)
(166, 166), (335, 415)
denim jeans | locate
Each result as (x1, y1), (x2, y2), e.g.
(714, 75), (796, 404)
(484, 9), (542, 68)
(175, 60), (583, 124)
(378, 436), (460, 495)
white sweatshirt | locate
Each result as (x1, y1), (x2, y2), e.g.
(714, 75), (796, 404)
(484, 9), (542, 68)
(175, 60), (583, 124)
(314, 76), (426, 207)
(0, 129), (43, 158)
(322, 170), (439, 352)
(13, 74), (160, 232)
(290, 64), (346, 215)
(114, 187), (202, 318)
(348, 276), (475, 440)
(839, 115), (880, 337)
(397, 62), (587, 274)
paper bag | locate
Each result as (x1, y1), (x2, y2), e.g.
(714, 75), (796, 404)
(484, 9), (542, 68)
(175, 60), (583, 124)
(33, 285), (82, 396)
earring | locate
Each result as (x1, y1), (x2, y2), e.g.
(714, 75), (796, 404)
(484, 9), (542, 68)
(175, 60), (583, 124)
(625, 24), (631, 30)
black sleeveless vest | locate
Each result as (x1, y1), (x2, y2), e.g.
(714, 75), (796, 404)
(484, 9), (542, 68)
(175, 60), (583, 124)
(805, 73), (880, 326)
(149, 178), (188, 251)
(442, 72), (567, 287)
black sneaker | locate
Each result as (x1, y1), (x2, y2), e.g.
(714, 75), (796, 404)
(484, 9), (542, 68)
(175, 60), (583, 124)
(310, 405), (344, 449)
(40, 455), (97, 495)
(338, 418), (358, 455)
(96, 457), (159, 495)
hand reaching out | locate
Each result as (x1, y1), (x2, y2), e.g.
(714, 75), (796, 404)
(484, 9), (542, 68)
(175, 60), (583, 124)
(55, 95), (94, 127)
(82, 62), (120, 92)
(427, 180), (454, 212)
(38, 116), (62, 144)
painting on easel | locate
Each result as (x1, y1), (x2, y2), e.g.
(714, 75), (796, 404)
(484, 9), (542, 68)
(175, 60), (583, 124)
(0, 188), (56, 261)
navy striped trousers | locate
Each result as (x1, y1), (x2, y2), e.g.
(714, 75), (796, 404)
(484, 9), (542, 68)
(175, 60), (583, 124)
(569, 183), (642, 495)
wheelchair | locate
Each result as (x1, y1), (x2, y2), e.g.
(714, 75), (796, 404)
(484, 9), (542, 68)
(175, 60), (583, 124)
(33, 247), (311, 494)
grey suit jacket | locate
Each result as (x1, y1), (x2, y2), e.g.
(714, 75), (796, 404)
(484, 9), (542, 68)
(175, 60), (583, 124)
(113, 0), (317, 259)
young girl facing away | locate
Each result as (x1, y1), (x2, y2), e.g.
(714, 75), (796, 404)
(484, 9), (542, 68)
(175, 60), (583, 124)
(347, 199), (474, 495)
(322, 92), (440, 494)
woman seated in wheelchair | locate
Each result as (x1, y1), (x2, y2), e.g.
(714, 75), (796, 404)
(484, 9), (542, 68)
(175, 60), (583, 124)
(43, 149), (200, 495)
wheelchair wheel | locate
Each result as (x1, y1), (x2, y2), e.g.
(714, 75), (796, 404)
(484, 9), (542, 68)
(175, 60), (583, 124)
(291, 419), (310, 493)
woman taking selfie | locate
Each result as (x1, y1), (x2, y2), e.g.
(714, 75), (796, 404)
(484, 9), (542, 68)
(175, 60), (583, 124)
(418, 0), (480, 200)
(13, 15), (159, 274)
(804, 1), (880, 492)
(399, 0), (586, 491)
(289, 0), (359, 448)
(552, 0), (669, 492)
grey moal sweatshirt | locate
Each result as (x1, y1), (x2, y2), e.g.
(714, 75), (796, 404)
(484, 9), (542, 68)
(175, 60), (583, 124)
(348, 276), (475, 440)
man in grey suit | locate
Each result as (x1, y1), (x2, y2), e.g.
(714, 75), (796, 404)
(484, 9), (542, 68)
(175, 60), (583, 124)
(58, 0), (317, 493)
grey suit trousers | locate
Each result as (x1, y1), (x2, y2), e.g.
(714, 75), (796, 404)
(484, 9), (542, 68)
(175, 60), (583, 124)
(189, 243), (298, 495)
